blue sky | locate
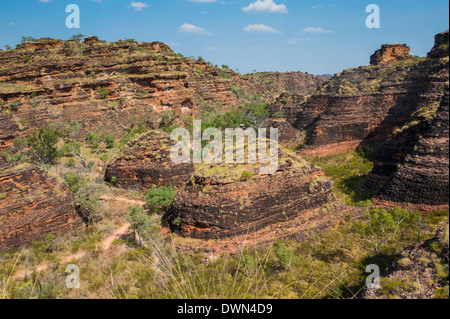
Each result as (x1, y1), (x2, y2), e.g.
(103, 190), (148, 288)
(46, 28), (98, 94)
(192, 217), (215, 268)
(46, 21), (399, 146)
(0, 0), (448, 75)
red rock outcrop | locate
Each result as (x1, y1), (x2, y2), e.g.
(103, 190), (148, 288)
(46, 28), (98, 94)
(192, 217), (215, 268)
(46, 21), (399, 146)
(0, 166), (86, 252)
(104, 130), (195, 189)
(370, 44), (412, 66)
(0, 38), (327, 146)
(165, 151), (334, 239)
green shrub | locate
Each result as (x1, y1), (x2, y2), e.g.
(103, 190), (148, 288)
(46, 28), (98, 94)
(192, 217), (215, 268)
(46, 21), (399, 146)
(5, 152), (28, 164)
(63, 172), (89, 193)
(172, 217), (183, 227)
(274, 242), (296, 269)
(146, 185), (176, 209)
(22, 55), (30, 63)
(241, 171), (254, 181)
(9, 102), (19, 112)
(272, 111), (285, 119)
(98, 88), (109, 99)
(104, 134), (115, 149)
(160, 110), (175, 128)
(87, 161), (95, 169)
(220, 72), (232, 79)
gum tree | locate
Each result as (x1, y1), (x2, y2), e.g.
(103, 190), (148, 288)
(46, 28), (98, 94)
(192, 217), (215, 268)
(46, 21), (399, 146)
(360, 208), (406, 256)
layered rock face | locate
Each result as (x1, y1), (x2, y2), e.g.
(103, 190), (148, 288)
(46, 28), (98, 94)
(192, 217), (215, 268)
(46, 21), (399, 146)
(242, 71), (329, 99)
(0, 113), (20, 158)
(0, 38), (327, 149)
(165, 152), (334, 239)
(370, 44), (411, 65)
(293, 39), (448, 157)
(428, 31), (449, 59)
(366, 85), (449, 206)
(104, 130), (194, 189)
(0, 38), (239, 144)
(266, 93), (307, 145)
(363, 35), (449, 207)
(0, 166), (85, 252)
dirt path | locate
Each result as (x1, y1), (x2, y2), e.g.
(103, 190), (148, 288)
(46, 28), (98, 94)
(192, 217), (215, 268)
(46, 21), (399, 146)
(99, 195), (146, 207)
(11, 223), (131, 280)
(10, 195), (148, 280)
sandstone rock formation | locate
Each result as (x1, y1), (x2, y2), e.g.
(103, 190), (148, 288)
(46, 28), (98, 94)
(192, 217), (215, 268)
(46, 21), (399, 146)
(366, 81), (449, 207)
(370, 44), (412, 66)
(293, 36), (448, 157)
(0, 166), (86, 252)
(266, 93), (307, 145)
(165, 151), (334, 239)
(363, 33), (449, 207)
(428, 30), (449, 59)
(0, 38), (326, 149)
(104, 130), (195, 189)
(242, 71), (329, 99)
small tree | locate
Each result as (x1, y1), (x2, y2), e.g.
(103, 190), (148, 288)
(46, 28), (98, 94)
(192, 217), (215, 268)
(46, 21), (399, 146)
(75, 183), (105, 225)
(360, 208), (406, 256)
(126, 205), (153, 246)
(21, 36), (36, 44)
(44, 234), (56, 253)
(70, 33), (86, 42)
(27, 126), (62, 164)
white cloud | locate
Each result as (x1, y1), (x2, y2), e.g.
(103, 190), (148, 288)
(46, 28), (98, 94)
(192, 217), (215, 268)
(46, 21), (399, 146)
(179, 23), (212, 35)
(242, 0), (288, 14)
(129, 1), (149, 11)
(243, 24), (281, 34)
(189, 0), (217, 2)
(303, 27), (334, 34)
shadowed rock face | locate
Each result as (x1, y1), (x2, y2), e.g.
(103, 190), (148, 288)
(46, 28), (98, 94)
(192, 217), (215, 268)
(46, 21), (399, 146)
(366, 89), (449, 206)
(363, 34), (449, 207)
(105, 130), (195, 189)
(0, 167), (86, 252)
(165, 152), (334, 239)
